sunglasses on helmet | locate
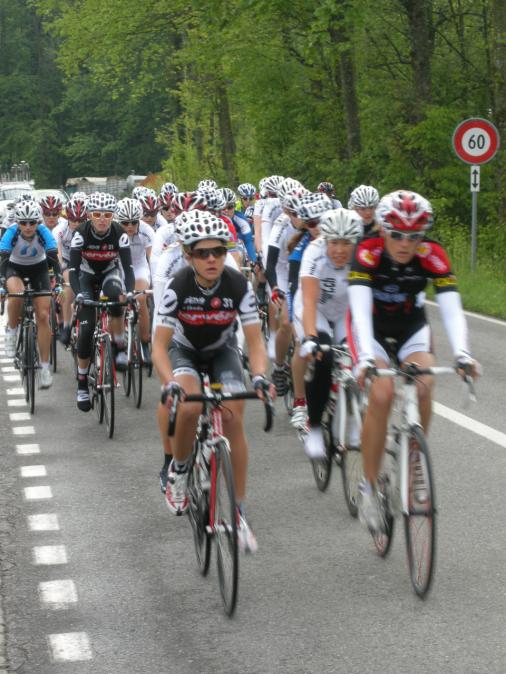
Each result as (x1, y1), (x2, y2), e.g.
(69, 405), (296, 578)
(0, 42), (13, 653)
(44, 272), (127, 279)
(388, 230), (424, 242)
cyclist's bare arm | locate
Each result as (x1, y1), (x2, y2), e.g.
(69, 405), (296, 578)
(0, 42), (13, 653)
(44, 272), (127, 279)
(152, 325), (175, 385)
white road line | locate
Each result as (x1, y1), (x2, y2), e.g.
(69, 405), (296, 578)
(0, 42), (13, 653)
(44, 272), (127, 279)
(20, 465), (47, 478)
(1, 366), (16, 373)
(28, 514), (60, 531)
(24, 486), (52, 500)
(7, 387), (24, 395)
(38, 580), (78, 609)
(12, 426), (35, 436)
(433, 402), (506, 448)
(48, 633), (92, 662)
(426, 299), (506, 327)
(3, 375), (20, 382)
(0, 358), (13, 363)
(33, 545), (68, 565)
(7, 398), (27, 407)
(16, 443), (40, 455)
(9, 412), (31, 422)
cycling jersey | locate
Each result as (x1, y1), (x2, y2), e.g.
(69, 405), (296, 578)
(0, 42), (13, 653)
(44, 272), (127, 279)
(231, 211), (256, 262)
(348, 235), (468, 363)
(150, 222), (177, 276)
(127, 220), (153, 278)
(265, 214), (296, 293)
(53, 222), (77, 263)
(260, 197), (282, 258)
(0, 223), (57, 266)
(155, 266), (258, 352)
(68, 220), (135, 294)
(293, 237), (349, 342)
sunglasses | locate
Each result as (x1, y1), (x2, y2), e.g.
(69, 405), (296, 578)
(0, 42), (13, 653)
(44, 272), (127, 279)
(45, 210), (60, 217)
(305, 219), (319, 229)
(121, 220), (139, 226)
(143, 211), (158, 217)
(191, 246), (228, 260)
(388, 230), (424, 242)
(91, 211), (114, 219)
(19, 220), (38, 227)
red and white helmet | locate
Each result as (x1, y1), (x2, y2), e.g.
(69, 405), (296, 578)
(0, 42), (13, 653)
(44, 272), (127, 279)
(172, 191), (207, 214)
(66, 196), (88, 223)
(39, 194), (63, 215)
(138, 193), (159, 216)
(376, 191), (433, 232)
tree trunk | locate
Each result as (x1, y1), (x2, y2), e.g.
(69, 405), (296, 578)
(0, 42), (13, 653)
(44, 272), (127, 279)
(492, 0), (506, 215)
(216, 79), (238, 184)
(401, 0), (435, 120)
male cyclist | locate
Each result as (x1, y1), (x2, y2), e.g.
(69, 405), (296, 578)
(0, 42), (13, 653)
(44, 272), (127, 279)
(152, 210), (273, 552)
(348, 190), (479, 533)
(68, 192), (135, 411)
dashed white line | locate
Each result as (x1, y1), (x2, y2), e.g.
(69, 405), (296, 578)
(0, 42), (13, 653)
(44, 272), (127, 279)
(12, 426), (35, 436)
(28, 514), (60, 532)
(3, 374), (21, 382)
(16, 443), (40, 455)
(38, 580), (78, 609)
(20, 465), (47, 478)
(32, 545), (68, 565)
(1, 366), (16, 373)
(7, 387), (24, 395)
(7, 398), (27, 407)
(24, 486), (52, 501)
(48, 633), (92, 662)
(9, 412), (31, 422)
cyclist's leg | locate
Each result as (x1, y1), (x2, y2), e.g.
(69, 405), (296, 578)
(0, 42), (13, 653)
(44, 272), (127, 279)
(303, 330), (333, 458)
(5, 270), (24, 329)
(32, 264), (52, 363)
(398, 326), (434, 432)
(290, 316), (308, 429)
(134, 277), (150, 343)
(102, 271), (127, 367)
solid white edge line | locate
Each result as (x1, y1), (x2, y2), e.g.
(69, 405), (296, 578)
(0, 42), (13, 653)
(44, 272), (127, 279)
(425, 299), (506, 327)
(433, 401), (506, 449)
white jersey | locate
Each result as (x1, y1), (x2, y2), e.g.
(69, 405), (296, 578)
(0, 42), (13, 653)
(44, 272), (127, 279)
(155, 212), (168, 231)
(267, 213), (296, 291)
(128, 221), (153, 275)
(150, 221), (177, 277)
(253, 199), (266, 219)
(53, 222), (77, 262)
(293, 237), (349, 342)
(260, 197), (282, 257)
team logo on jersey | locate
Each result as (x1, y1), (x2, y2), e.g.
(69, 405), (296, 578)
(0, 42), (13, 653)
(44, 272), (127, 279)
(211, 297), (222, 309)
(416, 242), (431, 257)
(358, 248), (377, 267)
(427, 254), (449, 273)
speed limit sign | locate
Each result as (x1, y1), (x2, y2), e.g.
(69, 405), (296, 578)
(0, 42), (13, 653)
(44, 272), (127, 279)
(452, 117), (500, 165)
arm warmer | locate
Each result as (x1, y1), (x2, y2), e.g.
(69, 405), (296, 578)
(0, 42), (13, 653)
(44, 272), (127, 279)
(435, 290), (470, 357)
(348, 284), (375, 363)
(68, 246), (82, 295)
(265, 245), (280, 288)
(119, 245), (135, 293)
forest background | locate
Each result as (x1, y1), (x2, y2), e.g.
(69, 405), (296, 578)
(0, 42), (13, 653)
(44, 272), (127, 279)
(1, 0), (506, 314)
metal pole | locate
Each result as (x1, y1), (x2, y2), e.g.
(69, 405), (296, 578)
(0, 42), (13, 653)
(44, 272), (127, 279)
(471, 190), (477, 272)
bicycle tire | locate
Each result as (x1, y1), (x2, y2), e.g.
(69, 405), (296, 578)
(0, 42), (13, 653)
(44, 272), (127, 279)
(102, 336), (115, 438)
(187, 445), (211, 576)
(372, 454), (396, 558)
(49, 298), (57, 373)
(312, 407), (333, 492)
(214, 441), (239, 616)
(341, 446), (363, 517)
(89, 341), (104, 424)
(404, 426), (436, 598)
(25, 323), (36, 415)
(131, 326), (143, 409)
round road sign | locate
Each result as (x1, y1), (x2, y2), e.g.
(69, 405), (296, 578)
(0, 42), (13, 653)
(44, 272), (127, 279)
(452, 117), (500, 164)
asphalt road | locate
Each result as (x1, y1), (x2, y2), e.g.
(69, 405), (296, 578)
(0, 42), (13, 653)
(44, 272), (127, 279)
(0, 305), (505, 674)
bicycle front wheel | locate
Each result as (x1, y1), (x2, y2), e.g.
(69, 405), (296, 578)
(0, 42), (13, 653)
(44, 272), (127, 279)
(89, 341), (104, 424)
(404, 426), (436, 598)
(49, 298), (58, 373)
(131, 326), (143, 409)
(102, 336), (115, 439)
(313, 407), (333, 492)
(341, 446), (363, 517)
(214, 441), (239, 616)
(25, 324), (36, 414)
(187, 446), (211, 576)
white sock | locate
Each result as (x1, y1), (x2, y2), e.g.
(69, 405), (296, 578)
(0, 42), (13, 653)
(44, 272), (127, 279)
(40, 362), (49, 370)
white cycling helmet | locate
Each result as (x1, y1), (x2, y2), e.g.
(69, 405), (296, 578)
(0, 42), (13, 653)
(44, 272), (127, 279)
(132, 186), (149, 200)
(277, 177), (303, 201)
(280, 188), (310, 213)
(237, 183), (256, 199)
(319, 208), (363, 242)
(263, 175), (285, 196)
(376, 190), (433, 232)
(295, 193), (332, 221)
(197, 179), (218, 191)
(179, 210), (230, 246)
(173, 211), (192, 239)
(198, 188), (226, 212)
(159, 182), (178, 198)
(15, 199), (42, 222)
(221, 187), (237, 208)
(116, 198), (143, 222)
(348, 184), (380, 209)
(88, 192), (117, 212)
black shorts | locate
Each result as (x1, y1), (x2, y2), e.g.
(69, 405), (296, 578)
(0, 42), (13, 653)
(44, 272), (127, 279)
(169, 336), (246, 393)
(6, 261), (51, 291)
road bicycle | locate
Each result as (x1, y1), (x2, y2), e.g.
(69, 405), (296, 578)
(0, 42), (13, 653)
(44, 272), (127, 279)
(167, 375), (274, 617)
(78, 296), (128, 439)
(3, 282), (54, 414)
(122, 290), (152, 408)
(305, 343), (364, 517)
(368, 362), (475, 598)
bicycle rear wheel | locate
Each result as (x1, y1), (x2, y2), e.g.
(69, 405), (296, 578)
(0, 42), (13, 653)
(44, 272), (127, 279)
(89, 341), (104, 424)
(187, 445), (211, 576)
(214, 441), (239, 616)
(404, 426), (436, 598)
(131, 326), (143, 409)
(341, 446), (363, 517)
(49, 298), (57, 373)
(24, 324), (36, 414)
(313, 407), (333, 492)
(102, 336), (115, 438)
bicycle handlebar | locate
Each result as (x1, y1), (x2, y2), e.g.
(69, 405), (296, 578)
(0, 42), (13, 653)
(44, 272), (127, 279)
(373, 363), (477, 401)
(166, 389), (274, 436)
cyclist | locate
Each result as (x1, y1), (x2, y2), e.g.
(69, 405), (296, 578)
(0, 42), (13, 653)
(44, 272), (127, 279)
(152, 210), (274, 552)
(317, 181), (342, 209)
(137, 192), (163, 231)
(348, 190), (479, 533)
(0, 199), (62, 388)
(55, 194), (88, 346)
(237, 182), (257, 220)
(348, 184), (380, 236)
(221, 187), (257, 263)
(39, 194), (65, 231)
(150, 192), (177, 277)
(68, 192), (135, 412)
(295, 209), (362, 457)
(117, 198), (154, 365)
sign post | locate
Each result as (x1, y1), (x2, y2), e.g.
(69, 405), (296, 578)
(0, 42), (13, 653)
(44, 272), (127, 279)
(452, 118), (500, 271)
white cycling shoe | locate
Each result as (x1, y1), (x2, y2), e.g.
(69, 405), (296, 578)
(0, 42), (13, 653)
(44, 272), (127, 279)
(303, 426), (326, 459)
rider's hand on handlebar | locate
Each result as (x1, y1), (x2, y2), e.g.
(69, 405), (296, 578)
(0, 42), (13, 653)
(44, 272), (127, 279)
(455, 353), (481, 380)
(270, 287), (285, 307)
(252, 375), (276, 401)
(355, 358), (377, 389)
(126, 291), (135, 304)
(160, 381), (186, 407)
(299, 336), (321, 360)
(74, 293), (84, 305)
